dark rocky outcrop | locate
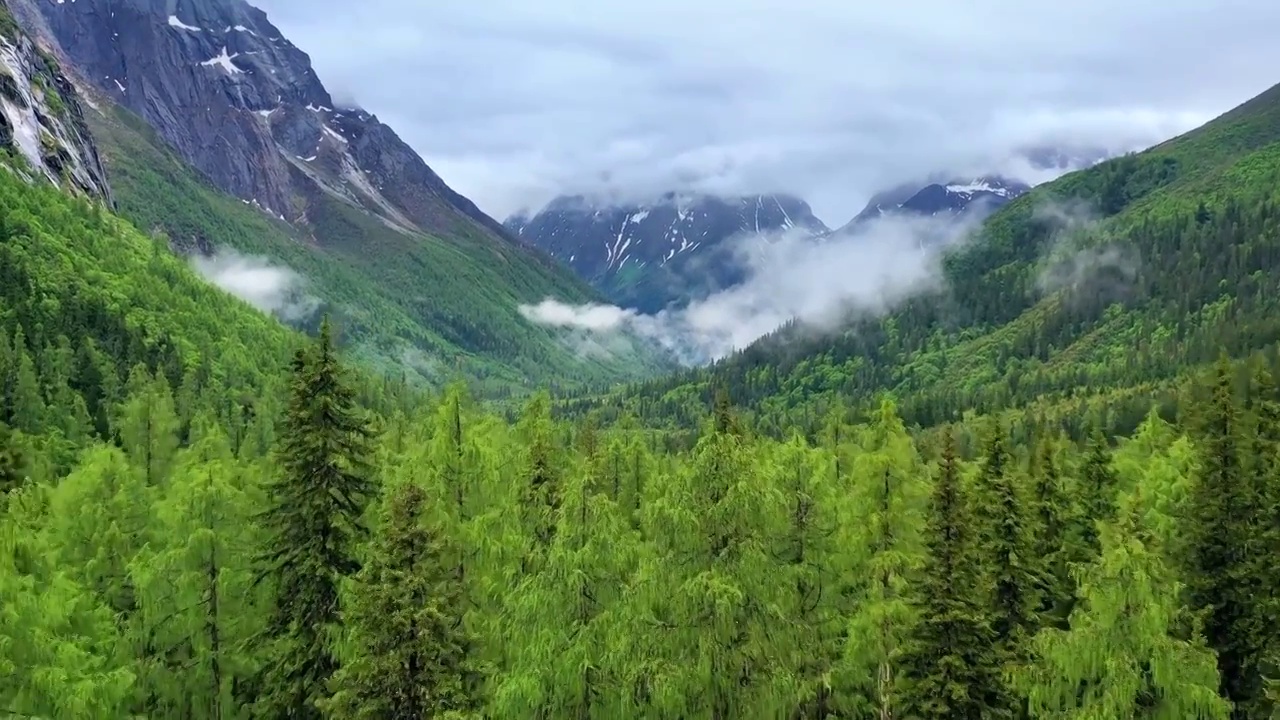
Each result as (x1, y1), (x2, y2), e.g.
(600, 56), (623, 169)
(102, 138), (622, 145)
(17, 0), (520, 248)
(0, 2), (110, 200)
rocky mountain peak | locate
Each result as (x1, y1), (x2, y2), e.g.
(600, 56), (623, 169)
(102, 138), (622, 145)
(19, 0), (518, 247)
(843, 174), (1030, 230)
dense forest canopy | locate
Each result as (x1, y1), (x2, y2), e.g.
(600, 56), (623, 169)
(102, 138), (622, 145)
(7, 11), (1280, 718)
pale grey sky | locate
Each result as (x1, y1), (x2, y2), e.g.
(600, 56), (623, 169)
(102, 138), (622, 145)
(254, 0), (1280, 225)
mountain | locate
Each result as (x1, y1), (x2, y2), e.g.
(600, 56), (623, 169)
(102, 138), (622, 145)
(841, 175), (1031, 229)
(508, 192), (829, 312)
(7, 0), (672, 391)
(587, 79), (1280, 433)
(834, 147), (1113, 233)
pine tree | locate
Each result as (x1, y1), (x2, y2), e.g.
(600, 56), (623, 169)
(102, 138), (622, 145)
(975, 424), (1041, 666)
(495, 453), (639, 718)
(322, 481), (481, 720)
(254, 319), (376, 718)
(641, 407), (786, 718)
(1077, 426), (1118, 560)
(1187, 357), (1269, 715)
(10, 336), (45, 435)
(131, 417), (262, 719)
(1250, 361), (1280, 718)
(516, 392), (563, 575)
(115, 364), (181, 487)
(899, 429), (1009, 719)
(1029, 433), (1072, 626)
(0, 422), (24, 497)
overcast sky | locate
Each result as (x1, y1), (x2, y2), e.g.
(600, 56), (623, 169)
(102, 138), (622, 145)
(254, 0), (1280, 226)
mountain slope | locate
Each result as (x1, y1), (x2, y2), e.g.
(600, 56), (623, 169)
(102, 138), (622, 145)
(10, 0), (671, 390)
(509, 192), (829, 312)
(592, 80), (1280, 432)
(0, 1), (297, 432)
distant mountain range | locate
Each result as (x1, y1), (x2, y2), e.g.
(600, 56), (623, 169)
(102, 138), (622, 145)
(511, 148), (1109, 311)
(506, 193), (828, 313)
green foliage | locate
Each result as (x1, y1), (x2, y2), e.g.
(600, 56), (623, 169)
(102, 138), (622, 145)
(1018, 493), (1231, 719)
(253, 320), (377, 718)
(580, 81), (1280, 445)
(899, 431), (1011, 718)
(323, 481), (481, 719)
(17, 70), (1280, 720)
(83, 99), (671, 394)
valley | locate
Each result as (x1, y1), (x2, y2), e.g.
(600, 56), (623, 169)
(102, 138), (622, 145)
(3, 0), (1280, 718)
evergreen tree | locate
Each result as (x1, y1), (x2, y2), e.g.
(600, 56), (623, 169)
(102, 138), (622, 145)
(1077, 426), (1118, 560)
(322, 481), (481, 720)
(10, 336), (45, 435)
(516, 392), (563, 575)
(1029, 433), (1072, 626)
(0, 422), (24, 496)
(0, 498), (136, 718)
(130, 418), (263, 719)
(975, 423), (1042, 667)
(495, 454), (639, 718)
(768, 433), (848, 716)
(1187, 357), (1269, 715)
(115, 364), (181, 486)
(899, 429), (1009, 719)
(642, 408), (786, 718)
(253, 319), (376, 718)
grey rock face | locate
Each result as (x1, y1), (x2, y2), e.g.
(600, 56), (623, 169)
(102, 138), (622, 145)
(0, 8), (110, 200)
(21, 0), (518, 246)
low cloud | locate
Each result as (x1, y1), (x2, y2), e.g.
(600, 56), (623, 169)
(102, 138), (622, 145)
(191, 249), (321, 323)
(520, 211), (981, 364)
(1033, 199), (1140, 300)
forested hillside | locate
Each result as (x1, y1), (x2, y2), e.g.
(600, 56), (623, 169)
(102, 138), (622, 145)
(78, 97), (671, 394)
(6, 299), (1280, 717)
(586, 80), (1280, 438)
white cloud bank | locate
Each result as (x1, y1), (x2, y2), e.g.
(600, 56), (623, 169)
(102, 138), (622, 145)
(520, 211), (980, 364)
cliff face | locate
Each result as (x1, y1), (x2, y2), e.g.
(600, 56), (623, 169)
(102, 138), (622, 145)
(0, 6), (109, 199)
(18, 0), (518, 246)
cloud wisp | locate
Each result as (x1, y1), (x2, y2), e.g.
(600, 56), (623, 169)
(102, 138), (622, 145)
(521, 211), (982, 364)
(191, 249), (321, 323)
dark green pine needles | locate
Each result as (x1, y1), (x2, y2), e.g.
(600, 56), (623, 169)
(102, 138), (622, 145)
(253, 317), (377, 719)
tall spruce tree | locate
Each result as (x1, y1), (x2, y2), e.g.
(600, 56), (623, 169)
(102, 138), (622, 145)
(1249, 360), (1280, 718)
(322, 481), (481, 720)
(1029, 433), (1072, 626)
(1077, 426), (1118, 561)
(899, 429), (1009, 719)
(254, 318), (376, 718)
(1187, 356), (1269, 716)
(975, 424), (1041, 660)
